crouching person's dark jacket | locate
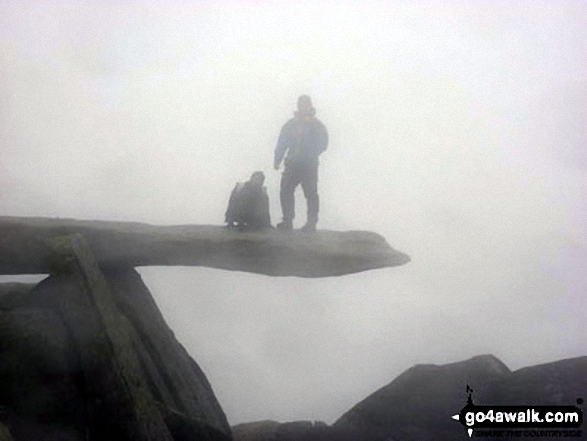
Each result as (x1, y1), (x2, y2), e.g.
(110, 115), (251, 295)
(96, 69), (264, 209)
(225, 180), (271, 229)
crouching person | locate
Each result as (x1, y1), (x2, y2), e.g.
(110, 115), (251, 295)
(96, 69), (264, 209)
(225, 171), (272, 230)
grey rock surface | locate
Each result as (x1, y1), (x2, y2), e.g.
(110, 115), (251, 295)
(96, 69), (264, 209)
(0, 216), (409, 277)
(0, 422), (14, 441)
(231, 420), (386, 441)
(105, 266), (230, 439)
(231, 420), (281, 441)
(0, 235), (230, 441)
(232, 355), (586, 441)
(0, 283), (37, 310)
(334, 354), (586, 441)
(491, 357), (587, 406)
(0, 307), (83, 441)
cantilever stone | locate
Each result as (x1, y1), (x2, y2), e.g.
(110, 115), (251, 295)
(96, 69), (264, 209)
(0, 216), (410, 277)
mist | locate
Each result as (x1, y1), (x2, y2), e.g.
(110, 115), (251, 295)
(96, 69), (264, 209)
(1, 0), (586, 425)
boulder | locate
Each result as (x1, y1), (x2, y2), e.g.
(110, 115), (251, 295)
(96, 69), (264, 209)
(334, 354), (510, 441)
(0, 307), (84, 441)
(334, 355), (586, 441)
(0, 235), (230, 441)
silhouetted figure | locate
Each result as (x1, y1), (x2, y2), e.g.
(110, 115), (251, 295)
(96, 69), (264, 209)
(225, 171), (271, 230)
(274, 95), (328, 233)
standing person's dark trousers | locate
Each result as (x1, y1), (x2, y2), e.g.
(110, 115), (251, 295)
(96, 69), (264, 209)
(274, 95), (328, 232)
(280, 161), (319, 227)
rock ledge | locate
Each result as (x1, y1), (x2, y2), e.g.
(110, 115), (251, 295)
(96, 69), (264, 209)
(0, 216), (410, 277)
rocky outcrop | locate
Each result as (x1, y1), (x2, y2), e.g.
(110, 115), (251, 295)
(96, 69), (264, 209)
(231, 420), (281, 441)
(231, 420), (383, 441)
(0, 235), (230, 441)
(232, 355), (586, 441)
(491, 357), (587, 406)
(334, 355), (586, 441)
(0, 216), (410, 277)
(0, 213), (409, 440)
(0, 215), (408, 440)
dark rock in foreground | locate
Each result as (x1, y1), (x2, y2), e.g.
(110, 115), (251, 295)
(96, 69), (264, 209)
(0, 235), (230, 441)
(0, 215), (408, 439)
(0, 216), (409, 277)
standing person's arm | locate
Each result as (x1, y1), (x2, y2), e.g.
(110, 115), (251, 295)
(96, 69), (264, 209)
(274, 121), (292, 169)
(318, 120), (329, 155)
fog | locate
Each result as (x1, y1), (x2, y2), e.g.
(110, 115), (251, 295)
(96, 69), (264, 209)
(1, 0), (586, 425)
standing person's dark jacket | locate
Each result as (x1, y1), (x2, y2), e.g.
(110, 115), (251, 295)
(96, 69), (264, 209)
(274, 113), (328, 169)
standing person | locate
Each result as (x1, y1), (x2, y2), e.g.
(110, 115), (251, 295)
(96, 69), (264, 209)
(274, 95), (328, 232)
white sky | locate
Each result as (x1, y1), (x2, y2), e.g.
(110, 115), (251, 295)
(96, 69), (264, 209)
(1, 0), (586, 425)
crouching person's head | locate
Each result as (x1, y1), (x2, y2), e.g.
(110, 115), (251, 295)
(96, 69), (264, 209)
(249, 171), (265, 188)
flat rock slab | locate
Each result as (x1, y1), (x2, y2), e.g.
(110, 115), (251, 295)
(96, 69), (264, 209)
(0, 216), (410, 277)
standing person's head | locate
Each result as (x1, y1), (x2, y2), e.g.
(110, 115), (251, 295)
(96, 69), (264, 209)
(296, 95), (316, 117)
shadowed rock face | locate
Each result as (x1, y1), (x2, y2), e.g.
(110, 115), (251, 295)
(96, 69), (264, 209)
(0, 235), (231, 441)
(0, 283), (37, 310)
(231, 420), (386, 441)
(334, 355), (510, 441)
(232, 355), (586, 441)
(0, 422), (15, 441)
(334, 355), (587, 441)
(0, 216), (409, 277)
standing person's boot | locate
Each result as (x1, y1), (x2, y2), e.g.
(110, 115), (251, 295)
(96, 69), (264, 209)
(277, 219), (293, 231)
(300, 222), (316, 233)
